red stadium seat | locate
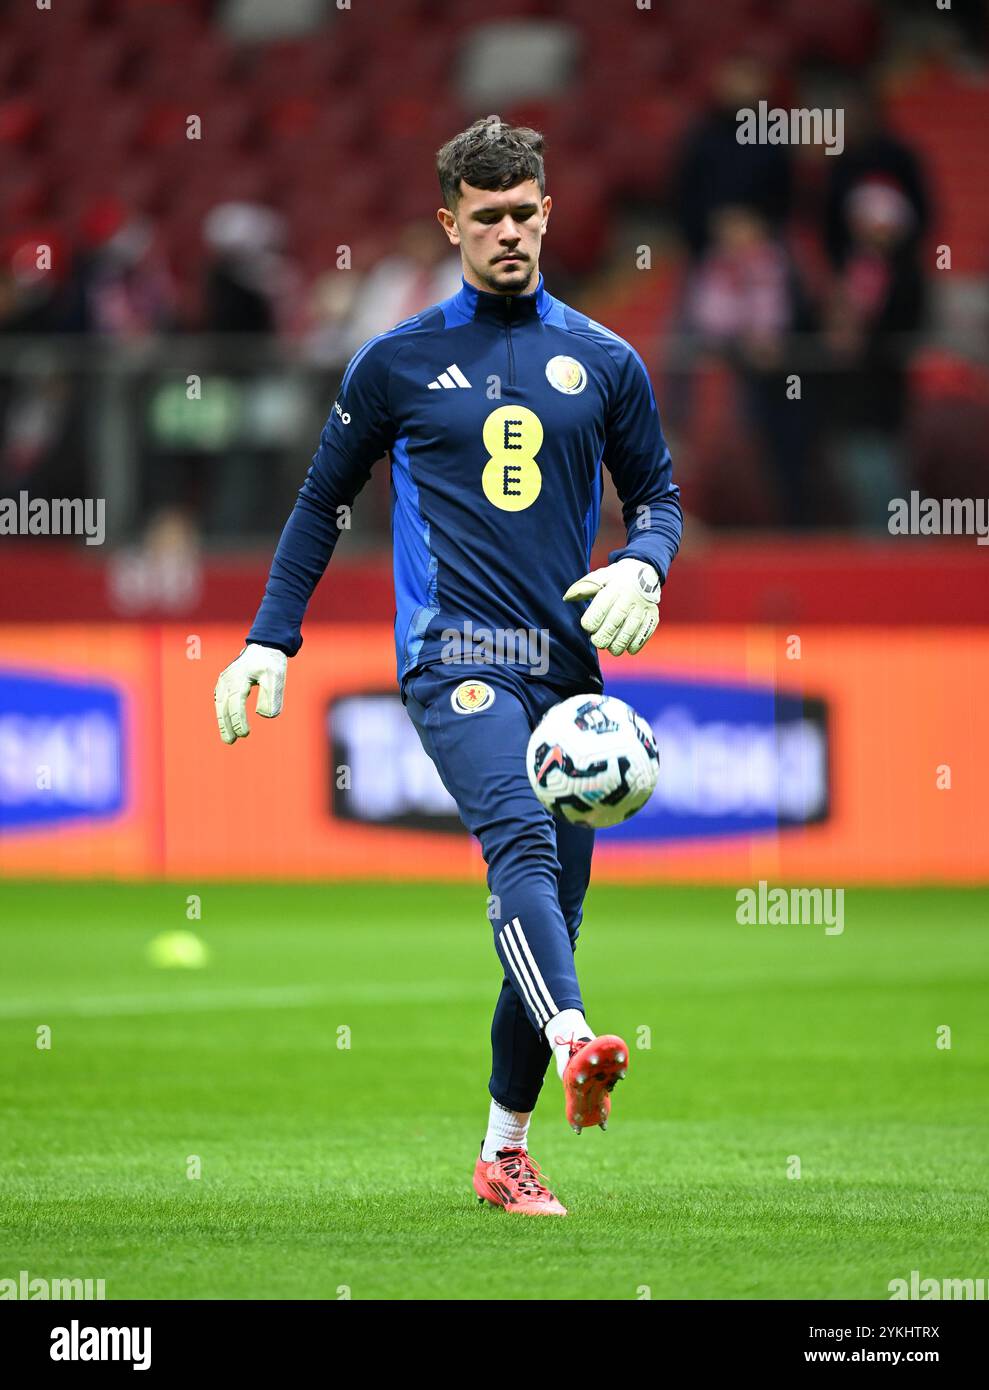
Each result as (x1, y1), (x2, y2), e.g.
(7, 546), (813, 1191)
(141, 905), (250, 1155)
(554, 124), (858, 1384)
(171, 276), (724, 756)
(0, 97), (44, 150)
(247, 36), (340, 98)
(887, 72), (989, 275)
(135, 100), (249, 153)
(260, 96), (322, 146)
(259, 102), (368, 162)
(596, 91), (697, 199)
(784, 0), (881, 68)
(0, 162), (50, 225)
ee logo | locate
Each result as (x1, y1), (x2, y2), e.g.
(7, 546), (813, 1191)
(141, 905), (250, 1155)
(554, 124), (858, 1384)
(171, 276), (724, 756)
(481, 406), (542, 511)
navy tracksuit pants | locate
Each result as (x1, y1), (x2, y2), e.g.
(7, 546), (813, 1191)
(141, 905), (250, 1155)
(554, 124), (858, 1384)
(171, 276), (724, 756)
(402, 662), (595, 1113)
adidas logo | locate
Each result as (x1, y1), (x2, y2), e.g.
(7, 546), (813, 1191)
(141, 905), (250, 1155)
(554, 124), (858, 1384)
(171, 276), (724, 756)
(427, 364), (472, 390)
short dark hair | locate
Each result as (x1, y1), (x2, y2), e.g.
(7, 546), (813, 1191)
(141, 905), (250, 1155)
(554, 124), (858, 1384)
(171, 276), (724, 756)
(436, 115), (545, 210)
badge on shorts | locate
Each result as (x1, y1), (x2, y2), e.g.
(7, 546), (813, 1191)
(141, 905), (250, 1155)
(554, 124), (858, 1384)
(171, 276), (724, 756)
(451, 680), (495, 714)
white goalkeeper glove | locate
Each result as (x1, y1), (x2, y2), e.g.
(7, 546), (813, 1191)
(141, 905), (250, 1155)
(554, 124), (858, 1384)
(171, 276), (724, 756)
(563, 557), (661, 656)
(214, 643), (287, 745)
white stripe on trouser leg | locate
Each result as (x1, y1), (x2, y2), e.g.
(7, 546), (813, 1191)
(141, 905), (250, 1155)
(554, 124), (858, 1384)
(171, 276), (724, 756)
(499, 925), (548, 1026)
(498, 927), (546, 1025)
(509, 917), (559, 1020)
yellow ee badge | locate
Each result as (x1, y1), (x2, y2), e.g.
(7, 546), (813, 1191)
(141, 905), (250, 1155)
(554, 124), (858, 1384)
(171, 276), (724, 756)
(451, 680), (495, 714)
(482, 405), (543, 512)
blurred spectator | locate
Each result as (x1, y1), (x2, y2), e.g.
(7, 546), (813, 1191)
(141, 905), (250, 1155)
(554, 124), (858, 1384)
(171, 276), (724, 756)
(673, 54), (793, 260)
(0, 230), (68, 334)
(63, 198), (175, 337)
(299, 269), (361, 367)
(824, 87), (929, 268)
(203, 201), (292, 334)
(0, 230), (80, 502)
(823, 178), (926, 528)
(199, 202), (298, 536)
(339, 221), (462, 356)
(138, 203), (297, 541)
(683, 205), (817, 526)
(106, 506), (203, 615)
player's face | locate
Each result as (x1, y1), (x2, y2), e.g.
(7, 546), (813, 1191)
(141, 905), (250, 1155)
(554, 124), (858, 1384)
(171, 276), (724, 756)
(437, 179), (551, 295)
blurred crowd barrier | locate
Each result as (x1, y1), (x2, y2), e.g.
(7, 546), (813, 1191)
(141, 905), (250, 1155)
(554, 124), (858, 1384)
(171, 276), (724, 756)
(2, 327), (987, 551)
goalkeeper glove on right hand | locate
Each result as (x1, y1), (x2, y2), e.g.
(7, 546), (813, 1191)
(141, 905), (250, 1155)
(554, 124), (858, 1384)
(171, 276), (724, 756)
(214, 643), (287, 745)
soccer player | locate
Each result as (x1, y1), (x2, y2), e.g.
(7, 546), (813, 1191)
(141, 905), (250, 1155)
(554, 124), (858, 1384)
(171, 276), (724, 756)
(214, 116), (682, 1217)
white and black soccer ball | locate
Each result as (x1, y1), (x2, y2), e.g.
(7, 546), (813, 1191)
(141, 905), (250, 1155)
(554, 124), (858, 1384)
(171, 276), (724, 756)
(526, 694), (660, 829)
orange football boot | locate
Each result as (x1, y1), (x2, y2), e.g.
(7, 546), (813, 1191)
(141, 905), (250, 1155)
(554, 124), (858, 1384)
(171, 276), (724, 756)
(555, 1033), (629, 1133)
(473, 1147), (568, 1216)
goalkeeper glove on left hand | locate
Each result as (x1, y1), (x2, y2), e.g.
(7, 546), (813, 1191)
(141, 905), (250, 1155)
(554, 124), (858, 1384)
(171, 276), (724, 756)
(214, 643), (287, 744)
(563, 557), (661, 656)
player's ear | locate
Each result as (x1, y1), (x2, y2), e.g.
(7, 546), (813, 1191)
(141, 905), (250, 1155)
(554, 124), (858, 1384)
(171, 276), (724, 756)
(437, 206), (460, 246)
(540, 194), (552, 234)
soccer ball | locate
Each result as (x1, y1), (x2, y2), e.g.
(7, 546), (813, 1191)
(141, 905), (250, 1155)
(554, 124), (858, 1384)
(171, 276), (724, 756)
(526, 693), (659, 829)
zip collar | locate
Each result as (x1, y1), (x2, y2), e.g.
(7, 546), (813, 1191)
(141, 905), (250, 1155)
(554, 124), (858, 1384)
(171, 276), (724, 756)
(453, 273), (551, 324)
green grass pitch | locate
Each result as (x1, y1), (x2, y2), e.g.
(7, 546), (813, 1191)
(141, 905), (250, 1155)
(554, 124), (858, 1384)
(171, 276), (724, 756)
(1, 881), (987, 1300)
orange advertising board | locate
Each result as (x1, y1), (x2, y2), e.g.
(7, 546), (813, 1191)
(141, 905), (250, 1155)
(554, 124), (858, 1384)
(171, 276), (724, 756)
(0, 624), (985, 882)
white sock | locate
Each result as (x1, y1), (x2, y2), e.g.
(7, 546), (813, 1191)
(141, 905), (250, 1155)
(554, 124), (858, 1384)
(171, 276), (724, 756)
(545, 1008), (593, 1079)
(481, 1100), (531, 1162)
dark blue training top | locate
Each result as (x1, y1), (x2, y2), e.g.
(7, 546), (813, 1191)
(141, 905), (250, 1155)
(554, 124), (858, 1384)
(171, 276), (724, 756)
(248, 273), (683, 692)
